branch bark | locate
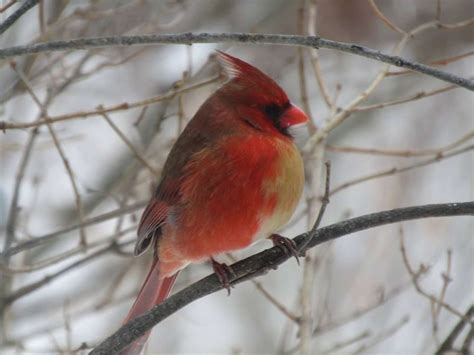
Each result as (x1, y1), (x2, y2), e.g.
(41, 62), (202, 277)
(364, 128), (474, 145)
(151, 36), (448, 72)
(0, 32), (473, 90)
(89, 201), (474, 354)
(0, 0), (38, 35)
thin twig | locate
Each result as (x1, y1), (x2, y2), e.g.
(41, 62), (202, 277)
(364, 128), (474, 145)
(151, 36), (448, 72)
(330, 144), (474, 196)
(312, 281), (412, 337)
(0, 75), (219, 131)
(3, 239), (135, 306)
(0, 49), (92, 339)
(354, 83), (459, 112)
(100, 111), (160, 176)
(38, 0), (45, 36)
(306, 29), (409, 149)
(299, 161), (331, 253)
(3, 128), (38, 254)
(0, 0), (17, 13)
(0, 124), (39, 342)
(3, 200), (147, 257)
(352, 316), (409, 354)
(226, 254), (300, 323)
(297, 2), (314, 135)
(305, 18), (473, 150)
(299, 152), (329, 354)
(11, 62), (87, 246)
(94, 262), (134, 310)
(322, 330), (370, 354)
(399, 236), (472, 325)
(307, 0), (335, 112)
(326, 131), (473, 158)
(433, 250), (452, 329)
(0, 226), (135, 275)
(436, 0), (442, 22)
(439, 17), (474, 29)
(298, 3), (327, 350)
(368, 0), (406, 34)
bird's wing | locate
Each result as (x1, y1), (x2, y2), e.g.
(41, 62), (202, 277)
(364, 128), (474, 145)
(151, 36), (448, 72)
(134, 124), (211, 256)
(135, 91), (241, 256)
(135, 198), (168, 256)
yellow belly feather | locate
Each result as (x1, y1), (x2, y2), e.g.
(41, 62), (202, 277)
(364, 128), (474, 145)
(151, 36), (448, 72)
(256, 139), (305, 240)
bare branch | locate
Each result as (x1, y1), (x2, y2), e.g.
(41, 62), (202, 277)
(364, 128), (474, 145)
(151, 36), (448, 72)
(299, 161), (331, 253)
(433, 250), (453, 331)
(436, 0), (442, 22)
(0, 0), (38, 35)
(354, 83), (460, 112)
(2, 201), (147, 257)
(226, 253), (300, 323)
(327, 131), (473, 158)
(307, 0), (335, 112)
(322, 330), (370, 354)
(99, 111), (160, 177)
(305, 21), (417, 149)
(313, 281), (412, 337)
(329, 145), (474, 196)
(0, 32), (473, 90)
(0, 0), (18, 13)
(352, 316), (409, 354)
(3, 239), (135, 306)
(387, 51), (474, 76)
(296, 2), (314, 135)
(0, 226), (135, 275)
(11, 63), (87, 246)
(90, 201), (474, 354)
(0, 75), (219, 131)
(399, 236), (472, 325)
(368, 0), (407, 35)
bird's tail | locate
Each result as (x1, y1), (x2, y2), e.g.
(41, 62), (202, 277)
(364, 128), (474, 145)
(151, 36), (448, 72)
(120, 259), (179, 355)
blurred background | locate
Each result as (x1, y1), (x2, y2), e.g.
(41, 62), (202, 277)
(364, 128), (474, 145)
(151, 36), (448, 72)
(0, 0), (473, 354)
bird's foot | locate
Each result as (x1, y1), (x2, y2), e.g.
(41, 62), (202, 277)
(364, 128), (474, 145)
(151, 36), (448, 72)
(211, 258), (235, 295)
(269, 234), (300, 265)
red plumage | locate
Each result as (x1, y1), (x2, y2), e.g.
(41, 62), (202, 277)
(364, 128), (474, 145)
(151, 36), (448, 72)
(120, 52), (309, 354)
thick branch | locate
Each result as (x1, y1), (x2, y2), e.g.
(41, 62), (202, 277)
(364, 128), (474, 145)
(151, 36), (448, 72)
(0, 0), (38, 35)
(0, 33), (473, 90)
(90, 201), (474, 354)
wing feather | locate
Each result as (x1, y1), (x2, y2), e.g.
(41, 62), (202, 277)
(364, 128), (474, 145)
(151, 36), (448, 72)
(134, 199), (169, 256)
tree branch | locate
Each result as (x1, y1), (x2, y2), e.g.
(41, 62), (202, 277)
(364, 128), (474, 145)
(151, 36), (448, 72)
(0, 32), (473, 90)
(90, 201), (474, 354)
(0, 0), (38, 35)
(435, 305), (474, 354)
(2, 201), (147, 258)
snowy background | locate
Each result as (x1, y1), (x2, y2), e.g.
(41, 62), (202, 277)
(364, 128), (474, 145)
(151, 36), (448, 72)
(1, 0), (473, 354)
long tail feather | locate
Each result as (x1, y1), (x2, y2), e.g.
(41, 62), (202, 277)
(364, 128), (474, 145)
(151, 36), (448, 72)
(120, 259), (179, 355)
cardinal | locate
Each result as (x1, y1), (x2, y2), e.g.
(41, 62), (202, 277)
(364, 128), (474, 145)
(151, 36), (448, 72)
(120, 52), (309, 354)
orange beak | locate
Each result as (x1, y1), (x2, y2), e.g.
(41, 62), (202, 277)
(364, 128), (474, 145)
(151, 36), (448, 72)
(280, 104), (309, 129)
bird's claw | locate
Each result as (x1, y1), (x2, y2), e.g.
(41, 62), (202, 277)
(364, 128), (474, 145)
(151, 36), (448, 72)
(211, 258), (235, 295)
(270, 234), (300, 265)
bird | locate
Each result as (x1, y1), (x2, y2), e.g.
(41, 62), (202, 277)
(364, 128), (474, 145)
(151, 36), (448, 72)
(120, 51), (309, 354)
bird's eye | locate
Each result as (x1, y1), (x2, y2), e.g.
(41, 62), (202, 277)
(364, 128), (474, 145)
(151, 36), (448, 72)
(262, 101), (292, 136)
(263, 103), (283, 120)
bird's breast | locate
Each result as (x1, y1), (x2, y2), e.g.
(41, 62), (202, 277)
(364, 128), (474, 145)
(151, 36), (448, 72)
(254, 137), (305, 241)
(158, 133), (304, 266)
